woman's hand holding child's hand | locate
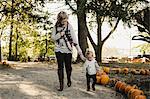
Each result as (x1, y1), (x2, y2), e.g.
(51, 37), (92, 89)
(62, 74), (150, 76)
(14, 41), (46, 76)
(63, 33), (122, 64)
(60, 32), (65, 37)
(79, 53), (86, 61)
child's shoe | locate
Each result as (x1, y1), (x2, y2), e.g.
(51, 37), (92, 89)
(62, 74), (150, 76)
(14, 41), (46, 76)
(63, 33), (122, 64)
(92, 85), (95, 91)
(92, 87), (95, 91)
(87, 88), (90, 91)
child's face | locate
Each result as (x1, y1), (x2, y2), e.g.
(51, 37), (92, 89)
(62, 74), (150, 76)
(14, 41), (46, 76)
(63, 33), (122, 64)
(87, 52), (93, 60)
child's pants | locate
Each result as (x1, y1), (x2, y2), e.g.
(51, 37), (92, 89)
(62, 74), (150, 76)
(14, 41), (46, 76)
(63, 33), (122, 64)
(86, 73), (96, 90)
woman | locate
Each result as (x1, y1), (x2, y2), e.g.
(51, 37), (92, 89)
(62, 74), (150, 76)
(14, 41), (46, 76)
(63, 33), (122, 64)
(51, 11), (85, 91)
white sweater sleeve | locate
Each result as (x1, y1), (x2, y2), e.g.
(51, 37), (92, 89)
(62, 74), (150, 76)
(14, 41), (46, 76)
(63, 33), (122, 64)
(69, 25), (81, 53)
(51, 26), (61, 41)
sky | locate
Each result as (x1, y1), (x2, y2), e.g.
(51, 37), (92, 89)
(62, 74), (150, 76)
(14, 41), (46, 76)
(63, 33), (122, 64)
(45, 1), (149, 57)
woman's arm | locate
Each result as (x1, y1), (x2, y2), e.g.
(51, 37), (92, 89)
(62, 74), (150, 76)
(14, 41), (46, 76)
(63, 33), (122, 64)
(69, 24), (86, 61)
(82, 61), (87, 73)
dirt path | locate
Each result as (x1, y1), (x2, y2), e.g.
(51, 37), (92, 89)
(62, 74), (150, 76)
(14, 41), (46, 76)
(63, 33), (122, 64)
(0, 62), (125, 99)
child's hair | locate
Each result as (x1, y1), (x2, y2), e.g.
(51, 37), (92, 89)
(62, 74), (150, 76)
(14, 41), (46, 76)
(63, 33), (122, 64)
(56, 11), (68, 27)
(85, 50), (94, 58)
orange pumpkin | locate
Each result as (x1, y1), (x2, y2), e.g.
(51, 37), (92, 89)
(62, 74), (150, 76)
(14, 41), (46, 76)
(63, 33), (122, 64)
(128, 89), (144, 99)
(135, 95), (146, 99)
(115, 81), (123, 91)
(116, 68), (122, 74)
(96, 76), (101, 84)
(2, 61), (6, 65)
(109, 78), (119, 87)
(118, 82), (127, 92)
(128, 89), (136, 99)
(96, 70), (106, 76)
(145, 70), (150, 75)
(124, 85), (136, 94)
(103, 67), (110, 74)
(131, 89), (144, 99)
(131, 70), (140, 75)
(122, 68), (129, 74)
(131, 69), (137, 74)
(100, 74), (109, 85)
(140, 69), (146, 75)
(111, 68), (122, 74)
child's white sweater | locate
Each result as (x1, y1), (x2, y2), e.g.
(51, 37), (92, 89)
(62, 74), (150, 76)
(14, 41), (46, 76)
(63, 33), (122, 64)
(83, 59), (100, 75)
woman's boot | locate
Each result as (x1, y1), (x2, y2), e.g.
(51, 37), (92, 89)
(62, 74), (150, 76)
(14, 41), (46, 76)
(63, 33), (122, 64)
(67, 71), (72, 87)
(57, 68), (64, 91)
(57, 80), (63, 91)
(67, 80), (71, 87)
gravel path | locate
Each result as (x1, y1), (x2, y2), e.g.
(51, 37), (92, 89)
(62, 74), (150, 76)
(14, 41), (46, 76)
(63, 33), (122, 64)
(0, 62), (125, 99)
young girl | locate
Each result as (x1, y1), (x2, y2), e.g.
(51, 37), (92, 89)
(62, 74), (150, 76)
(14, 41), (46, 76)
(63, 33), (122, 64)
(83, 50), (100, 91)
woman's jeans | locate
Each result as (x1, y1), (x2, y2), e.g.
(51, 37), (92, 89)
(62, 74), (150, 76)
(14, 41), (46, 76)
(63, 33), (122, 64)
(55, 52), (72, 84)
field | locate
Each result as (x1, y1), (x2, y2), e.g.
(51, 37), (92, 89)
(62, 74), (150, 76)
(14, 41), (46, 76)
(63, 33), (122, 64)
(100, 63), (150, 99)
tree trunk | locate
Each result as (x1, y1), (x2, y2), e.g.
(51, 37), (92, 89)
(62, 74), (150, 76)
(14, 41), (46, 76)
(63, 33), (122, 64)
(15, 30), (18, 61)
(45, 32), (48, 57)
(0, 29), (3, 62)
(0, 37), (1, 62)
(9, 0), (14, 61)
(9, 22), (13, 61)
(96, 45), (103, 63)
(0, 15), (4, 62)
(65, 0), (89, 62)
(76, 0), (88, 62)
(96, 14), (103, 63)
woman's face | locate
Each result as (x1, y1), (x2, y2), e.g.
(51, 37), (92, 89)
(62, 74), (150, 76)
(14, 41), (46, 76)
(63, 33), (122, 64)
(61, 18), (68, 26)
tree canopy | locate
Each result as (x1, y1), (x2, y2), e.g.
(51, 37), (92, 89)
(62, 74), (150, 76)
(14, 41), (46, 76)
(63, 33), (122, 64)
(132, 7), (150, 43)
(0, 0), (54, 61)
(66, 0), (149, 62)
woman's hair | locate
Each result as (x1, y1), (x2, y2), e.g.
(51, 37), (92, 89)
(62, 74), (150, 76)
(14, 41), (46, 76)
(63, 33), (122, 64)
(56, 11), (68, 27)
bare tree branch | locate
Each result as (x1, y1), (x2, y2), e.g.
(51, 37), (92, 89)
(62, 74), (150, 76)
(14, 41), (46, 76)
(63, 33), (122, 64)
(87, 31), (96, 49)
(101, 16), (105, 23)
(132, 35), (150, 43)
(65, 0), (77, 12)
(102, 18), (120, 43)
